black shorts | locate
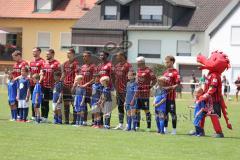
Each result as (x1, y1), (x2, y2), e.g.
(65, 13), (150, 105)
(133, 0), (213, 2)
(33, 103), (41, 108)
(42, 87), (53, 101)
(136, 98), (149, 110)
(116, 92), (126, 108)
(63, 85), (73, 101)
(166, 100), (176, 115)
(85, 97), (91, 105)
(213, 103), (221, 117)
(30, 86), (34, 100)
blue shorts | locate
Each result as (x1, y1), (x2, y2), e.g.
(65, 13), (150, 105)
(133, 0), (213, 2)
(8, 100), (17, 106)
(136, 98), (149, 110)
(125, 104), (137, 111)
(193, 112), (205, 127)
(75, 105), (87, 112)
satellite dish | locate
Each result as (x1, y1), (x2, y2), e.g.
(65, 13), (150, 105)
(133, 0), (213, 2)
(190, 33), (198, 45)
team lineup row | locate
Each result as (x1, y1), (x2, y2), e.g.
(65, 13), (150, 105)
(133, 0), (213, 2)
(9, 48), (230, 138)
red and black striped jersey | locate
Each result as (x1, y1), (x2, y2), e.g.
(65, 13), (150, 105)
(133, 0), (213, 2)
(163, 68), (180, 101)
(114, 62), (133, 93)
(12, 60), (29, 78)
(29, 57), (45, 86)
(62, 59), (79, 88)
(80, 63), (96, 96)
(42, 59), (61, 88)
(137, 67), (156, 98)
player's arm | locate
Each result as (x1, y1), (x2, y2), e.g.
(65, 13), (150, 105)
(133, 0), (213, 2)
(81, 89), (86, 106)
(60, 63), (65, 81)
(155, 98), (166, 107)
(150, 71), (157, 89)
(57, 86), (63, 104)
(26, 80), (31, 102)
(71, 82), (77, 94)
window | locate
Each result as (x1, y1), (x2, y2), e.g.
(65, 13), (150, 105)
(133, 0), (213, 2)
(104, 6), (117, 20)
(177, 40), (191, 56)
(6, 34), (17, 46)
(61, 33), (72, 50)
(36, 0), (52, 11)
(37, 32), (50, 50)
(231, 26), (240, 45)
(140, 6), (163, 21)
(138, 40), (161, 58)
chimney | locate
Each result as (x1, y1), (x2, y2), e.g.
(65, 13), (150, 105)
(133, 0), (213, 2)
(80, 0), (89, 10)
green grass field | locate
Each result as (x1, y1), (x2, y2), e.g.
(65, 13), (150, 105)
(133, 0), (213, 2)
(0, 87), (240, 160)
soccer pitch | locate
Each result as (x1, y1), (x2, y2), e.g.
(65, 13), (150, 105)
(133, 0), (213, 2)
(0, 88), (240, 160)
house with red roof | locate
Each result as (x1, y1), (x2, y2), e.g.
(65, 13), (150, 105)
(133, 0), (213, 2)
(0, 0), (96, 68)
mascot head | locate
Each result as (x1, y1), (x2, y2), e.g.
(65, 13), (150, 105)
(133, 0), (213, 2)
(197, 51), (230, 74)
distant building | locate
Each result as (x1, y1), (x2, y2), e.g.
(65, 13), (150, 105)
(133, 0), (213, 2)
(72, 0), (238, 82)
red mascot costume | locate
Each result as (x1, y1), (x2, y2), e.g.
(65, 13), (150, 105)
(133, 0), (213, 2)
(197, 51), (232, 138)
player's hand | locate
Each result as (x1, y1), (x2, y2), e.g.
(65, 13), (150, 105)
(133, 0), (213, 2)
(16, 96), (19, 101)
(130, 100), (135, 106)
(26, 97), (29, 102)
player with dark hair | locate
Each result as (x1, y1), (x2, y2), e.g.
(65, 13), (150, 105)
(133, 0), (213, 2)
(163, 55), (180, 135)
(40, 49), (61, 123)
(61, 48), (79, 124)
(29, 47), (45, 120)
(113, 51), (133, 130)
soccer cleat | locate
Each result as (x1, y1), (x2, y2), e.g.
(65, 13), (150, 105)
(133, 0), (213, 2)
(9, 119), (15, 121)
(213, 133), (224, 138)
(82, 121), (88, 126)
(31, 117), (35, 121)
(135, 127), (140, 132)
(113, 124), (124, 130)
(171, 129), (177, 135)
(104, 125), (110, 129)
(164, 127), (168, 134)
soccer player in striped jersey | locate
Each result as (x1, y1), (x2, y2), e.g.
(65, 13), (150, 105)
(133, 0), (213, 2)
(29, 47), (45, 120)
(12, 50), (29, 78)
(163, 56), (180, 135)
(113, 51), (133, 130)
(80, 51), (96, 125)
(136, 56), (157, 132)
(61, 48), (79, 124)
(41, 49), (61, 123)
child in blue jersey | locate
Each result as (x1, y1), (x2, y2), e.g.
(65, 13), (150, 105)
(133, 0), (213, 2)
(91, 74), (103, 128)
(189, 87), (206, 136)
(52, 71), (63, 124)
(124, 71), (138, 131)
(99, 76), (112, 129)
(153, 76), (167, 134)
(7, 71), (18, 121)
(16, 67), (30, 122)
(72, 75), (86, 126)
(32, 74), (42, 123)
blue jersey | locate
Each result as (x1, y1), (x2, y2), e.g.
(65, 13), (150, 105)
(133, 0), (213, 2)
(53, 81), (63, 103)
(125, 80), (138, 105)
(18, 77), (30, 100)
(91, 83), (102, 105)
(8, 80), (17, 102)
(102, 87), (112, 102)
(194, 101), (205, 117)
(32, 82), (42, 104)
(74, 86), (86, 107)
(193, 101), (206, 127)
(154, 87), (167, 112)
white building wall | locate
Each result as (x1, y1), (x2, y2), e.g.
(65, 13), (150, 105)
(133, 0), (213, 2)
(209, 5), (240, 94)
(127, 30), (206, 66)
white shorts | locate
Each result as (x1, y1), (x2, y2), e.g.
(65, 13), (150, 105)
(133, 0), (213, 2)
(52, 103), (62, 111)
(18, 100), (29, 108)
(102, 101), (112, 115)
